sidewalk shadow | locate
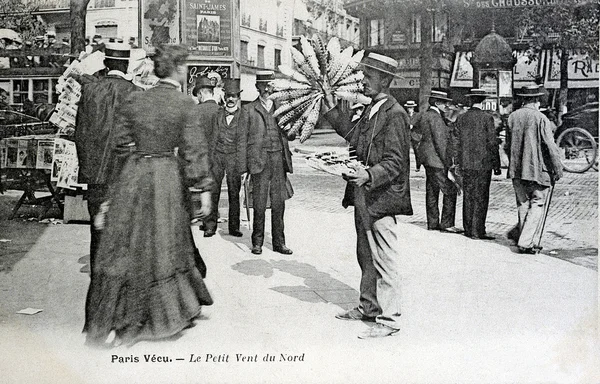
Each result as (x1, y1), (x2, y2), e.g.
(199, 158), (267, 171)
(232, 259), (358, 310)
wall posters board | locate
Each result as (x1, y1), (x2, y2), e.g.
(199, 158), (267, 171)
(140, 0), (180, 54)
(183, 0), (233, 57)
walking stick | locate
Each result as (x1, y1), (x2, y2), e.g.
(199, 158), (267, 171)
(535, 181), (555, 252)
(243, 174), (252, 231)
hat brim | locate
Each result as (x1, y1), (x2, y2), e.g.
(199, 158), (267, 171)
(515, 92), (545, 97)
(465, 93), (494, 98)
(359, 62), (403, 78)
(429, 95), (452, 102)
(105, 55), (130, 60)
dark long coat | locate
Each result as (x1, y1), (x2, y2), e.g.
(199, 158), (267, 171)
(242, 98), (293, 175)
(75, 74), (139, 185)
(324, 95), (413, 219)
(454, 107), (500, 171)
(417, 108), (450, 169)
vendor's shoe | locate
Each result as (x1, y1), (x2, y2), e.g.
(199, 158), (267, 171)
(203, 230), (216, 238)
(357, 323), (399, 339)
(273, 245), (293, 255)
(251, 245), (262, 255)
(229, 229), (243, 237)
(476, 234), (496, 240)
(335, 308), (376, 322)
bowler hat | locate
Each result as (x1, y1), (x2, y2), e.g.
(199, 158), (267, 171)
(516, 85), (545, 97)
(429, 90), (452, 102)
(256, 70), (275, 83)
(404, 100), (417, 108)
(360, 52), (399, 77)
(465, 88), (491, 98)
(195, 76), (215, 89)
(223, 78), (242, 95)
(104, 42), (131, 60)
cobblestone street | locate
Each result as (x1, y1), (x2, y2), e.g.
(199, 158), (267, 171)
(289, 132), (598, 271)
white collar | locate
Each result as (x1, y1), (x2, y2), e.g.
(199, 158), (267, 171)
(107, 70), (132, 81)
(430, 105), (441, 115)
(369, 98), (387, 120)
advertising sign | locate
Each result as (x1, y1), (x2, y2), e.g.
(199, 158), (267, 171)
(183, 0), (233, 57)
(544, 50), (599, 89)
(140, 0), (180, 53)
(186, 64), (231, 95)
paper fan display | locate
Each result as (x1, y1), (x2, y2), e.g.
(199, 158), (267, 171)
(305, 148), (367, 177)
(270, 35), (372, 143)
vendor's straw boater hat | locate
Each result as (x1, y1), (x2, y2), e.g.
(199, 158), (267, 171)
(404, 100), (417, 108)
(256, 70), (275, 83)
(516, 84), (545, 97)
(223, 78), (242, 95)
(429, 90), (452, 102)
(465, 88), (491, 98)
(104, 42), (131, 60)
(360, 52), (399, 77)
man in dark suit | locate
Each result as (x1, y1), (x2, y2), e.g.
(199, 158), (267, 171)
(323, 53), (413, 339)
(241, 70), (294, 255)
(455, 89), (501, 240)
(204, 78), (247, 237)
(417, 90), (460, 233)
(75, 43), (140, 268)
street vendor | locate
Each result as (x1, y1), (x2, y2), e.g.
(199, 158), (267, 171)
(74, 42), (140, 271)
(321, 52), (412, 339)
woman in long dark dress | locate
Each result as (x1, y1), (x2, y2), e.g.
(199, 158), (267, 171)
(83, 45), (214, 347)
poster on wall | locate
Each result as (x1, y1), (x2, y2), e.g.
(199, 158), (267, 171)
(498, 70), (512, 97)
(479, 70), (498, 95)
(184, 0), (233, 57)
(186, 64), (231, 95)
(140, 0), (180, 54)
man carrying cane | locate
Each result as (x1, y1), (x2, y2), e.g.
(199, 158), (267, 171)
(507, 85), (563, 254)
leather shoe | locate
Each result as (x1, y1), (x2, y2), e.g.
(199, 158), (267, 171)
(203, 230), (215, 238)
(357, 323), (399, 339)
(518, 246), (542, 254)
(251, 245), (262, 255)
(335, 308), (376, 322)
(273, 245), (293, 255)
(229, 230), (243, 237)
(476, 234), (495, 240)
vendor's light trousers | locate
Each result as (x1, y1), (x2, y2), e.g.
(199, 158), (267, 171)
(512, 179), (549, 249)
(355, 210), (402, 330)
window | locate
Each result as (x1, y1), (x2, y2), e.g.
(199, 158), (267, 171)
(412, 14), (421, 43)
(412, 12), (448, 43)
(33, 80), (50, 104)
(369, 19), (384, 47)
(95, 25), (118, 39)
(257, 44), (265, 68)
(12, 80), (29, 105)
(94, 0), (115, 7)
(274, 48), (281, 68)
(241, 41), (249, 64)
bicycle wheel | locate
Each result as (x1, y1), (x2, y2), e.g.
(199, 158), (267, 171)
(556, 127), (597, 173)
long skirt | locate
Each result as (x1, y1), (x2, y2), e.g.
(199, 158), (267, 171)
(83, 155), (213, 346)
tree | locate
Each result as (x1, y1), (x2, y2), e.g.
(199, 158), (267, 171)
(70, 0), (91, 54)
(517, 1), (599, 122)
(0, 0), (46, 42)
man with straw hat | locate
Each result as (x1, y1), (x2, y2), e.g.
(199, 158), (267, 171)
(75, 42), (140, 272)
(417, 90), (461, 234)
(454, 89), (501, 240)
(507, 85), (563, 254)
(323, 52), (412, 339)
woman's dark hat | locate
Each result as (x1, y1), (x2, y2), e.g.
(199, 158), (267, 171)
(104, 42), (131, 60)
(429, 90), (452, 102)
(223, 78), (242, 94)
(516, 85), (545, 97)
(256, 70), (275, 83)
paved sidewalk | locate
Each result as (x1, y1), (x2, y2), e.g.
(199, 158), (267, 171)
(1, 206), (598, 384)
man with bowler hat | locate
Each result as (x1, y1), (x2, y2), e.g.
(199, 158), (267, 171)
(454, 89), (501, 240)
(507, 85), (563, 254)
(75, 42), (140, 271)
(322, 52), (412, 339)
(204, 78), (247, 237)
(404, 100), (422, 171)
(242, 70), (294, 255)
(417, 90), (461, 233)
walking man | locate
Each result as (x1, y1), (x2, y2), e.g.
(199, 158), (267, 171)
(455, 89), (501, 240)
(507, 85), (563, 254)
(323, 52), (412, 338)
(75, 43), (139, 270)
(404, 100), (422, 172)
(204, 78), (247, 237)
(417, 90), (461, 233)
(243, 70), (294, 255)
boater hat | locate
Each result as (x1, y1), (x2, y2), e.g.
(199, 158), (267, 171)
(223, 78), (242, 95)
(360, 52), (399, 77)
(256, 70), (275, 83)
(429, 90), (452, 102)
(465, 88), (492, 98)
(516, 85), (545, 97)
(404, 100), (417, 108)
(104, 42), (130, 60)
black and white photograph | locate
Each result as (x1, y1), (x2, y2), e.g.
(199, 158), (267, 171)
(0, 0), (598, 383)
